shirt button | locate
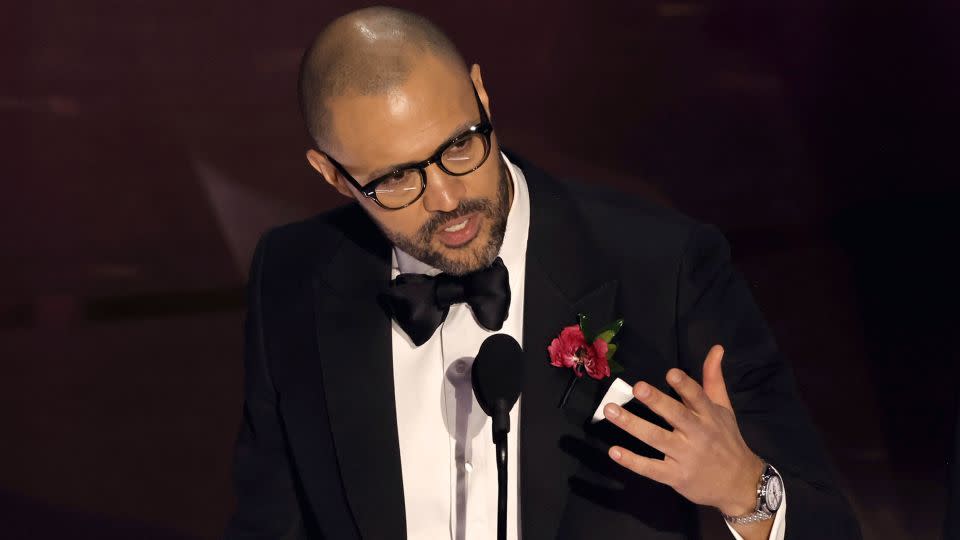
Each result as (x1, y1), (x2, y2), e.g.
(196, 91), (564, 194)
(464, 462), (473, 473)
(453, 360), (468, 375)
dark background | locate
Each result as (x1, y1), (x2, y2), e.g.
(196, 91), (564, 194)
(2, 1), (958, 538)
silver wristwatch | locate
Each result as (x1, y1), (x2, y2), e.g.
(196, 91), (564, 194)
(722, 462), (784, 525)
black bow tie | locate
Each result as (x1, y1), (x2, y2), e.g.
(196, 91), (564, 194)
(382, 257), (511, 347)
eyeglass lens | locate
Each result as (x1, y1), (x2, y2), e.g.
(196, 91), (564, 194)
(373, 131), (489, 208)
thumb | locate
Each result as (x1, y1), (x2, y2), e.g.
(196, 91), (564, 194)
(702, 344), (732, 409)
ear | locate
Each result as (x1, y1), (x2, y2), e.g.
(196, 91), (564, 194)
(470, 63), (491, 120)
(306, 148), (356, 200)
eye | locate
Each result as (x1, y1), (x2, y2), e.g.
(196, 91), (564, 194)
(449, 139), (469, 151)
(382, 170), (406, 185)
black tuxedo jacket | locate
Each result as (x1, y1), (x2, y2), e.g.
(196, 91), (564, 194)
(225, 152), (861, 539)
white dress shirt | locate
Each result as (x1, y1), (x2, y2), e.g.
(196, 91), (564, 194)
(389, 152), (785, 539)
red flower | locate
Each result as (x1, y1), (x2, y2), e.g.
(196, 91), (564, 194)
(548, 325), (583, 369)
(584, 338), (610, 379)
(548, 324), (611, 380)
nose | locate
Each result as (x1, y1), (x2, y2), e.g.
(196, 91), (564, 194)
(420, 163), (465, 213)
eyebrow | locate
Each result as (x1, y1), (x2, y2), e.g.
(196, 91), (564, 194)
(364, 117), (482, 181)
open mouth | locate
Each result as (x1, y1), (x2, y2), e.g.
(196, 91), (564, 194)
(435, 212), (482, 248)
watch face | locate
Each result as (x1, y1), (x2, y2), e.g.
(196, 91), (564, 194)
(764, 474), (784, 511)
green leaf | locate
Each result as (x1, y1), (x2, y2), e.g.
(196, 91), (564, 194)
(608, 356), (625, 375)
(606, 343), (624, 375)
(595, 318), (624, 343)
(577, 313), (590, 336)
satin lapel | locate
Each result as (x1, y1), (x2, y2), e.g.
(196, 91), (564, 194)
(514, 156), (620, 540)
(311, 207), (407, 539)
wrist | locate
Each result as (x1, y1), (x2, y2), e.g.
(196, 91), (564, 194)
(716, 453), (765, 516)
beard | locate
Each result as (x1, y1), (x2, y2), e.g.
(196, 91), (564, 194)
(380, 157), (511, 276)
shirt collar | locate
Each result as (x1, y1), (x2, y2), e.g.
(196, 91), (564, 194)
(393, 151), (530, 277)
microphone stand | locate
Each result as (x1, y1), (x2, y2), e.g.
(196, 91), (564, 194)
(496, 436), (507, 540)
(492, 398), (510, 540)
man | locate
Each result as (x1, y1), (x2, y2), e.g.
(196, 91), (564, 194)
(225, 7), (860, 540)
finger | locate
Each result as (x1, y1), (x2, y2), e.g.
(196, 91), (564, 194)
(702, 345), (732, 409)
(632, 381), (695, 431)
(665, 368), (711, 414)
(608, 445), (674, 485)
(603, 403), (677, 455)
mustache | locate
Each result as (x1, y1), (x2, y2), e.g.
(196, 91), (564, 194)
(416, 198), (495, 242)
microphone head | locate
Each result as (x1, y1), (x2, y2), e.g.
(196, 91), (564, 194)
(471, 333), (524, 418)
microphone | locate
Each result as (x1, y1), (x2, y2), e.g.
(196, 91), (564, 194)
(472, 333), (524, 443)
(471, 333), (524, 540)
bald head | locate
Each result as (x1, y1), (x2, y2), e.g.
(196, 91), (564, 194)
(298, 7), (467, 149)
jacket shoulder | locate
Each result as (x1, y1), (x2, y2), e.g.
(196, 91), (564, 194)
(254, 203), (369, 284)
(507, 150), (709, 269)
(559, 176), (705, 265)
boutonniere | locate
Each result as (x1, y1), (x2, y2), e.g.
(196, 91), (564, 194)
(549, 313), (624, 408)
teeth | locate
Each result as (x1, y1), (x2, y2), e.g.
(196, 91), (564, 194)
(444, 218), (469, 232)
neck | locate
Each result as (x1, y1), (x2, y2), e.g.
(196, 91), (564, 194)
(503, 156), (515, 211)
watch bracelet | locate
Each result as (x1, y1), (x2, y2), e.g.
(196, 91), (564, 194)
(720, 460), (777, 525)
(723, 510), (773, 525)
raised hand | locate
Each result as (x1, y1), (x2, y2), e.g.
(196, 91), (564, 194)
(603, 345), (767, 527)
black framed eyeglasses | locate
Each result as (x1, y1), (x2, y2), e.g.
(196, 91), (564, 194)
(323, 81), (494, 210)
